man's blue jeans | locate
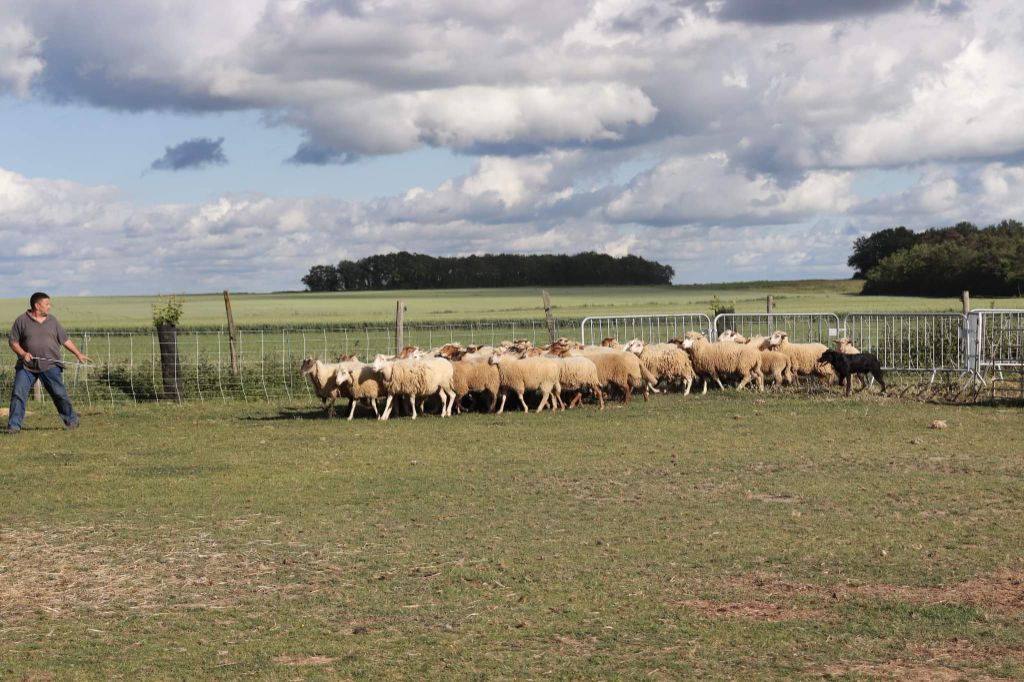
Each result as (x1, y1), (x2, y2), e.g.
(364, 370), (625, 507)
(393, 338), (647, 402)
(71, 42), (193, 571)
(7, 366), (78, 431)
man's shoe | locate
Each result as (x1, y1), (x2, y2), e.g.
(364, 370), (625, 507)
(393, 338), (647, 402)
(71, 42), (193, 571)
(6, 427), (19, 435)
(65, 422), (78, 431)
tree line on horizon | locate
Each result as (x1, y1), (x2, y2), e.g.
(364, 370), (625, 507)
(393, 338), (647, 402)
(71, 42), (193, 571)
(849, 219), (1024, 296)
(301, 251), (675, 291)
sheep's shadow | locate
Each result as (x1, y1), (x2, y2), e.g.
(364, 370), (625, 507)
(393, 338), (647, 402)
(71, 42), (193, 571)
(239, 407), (337, 421)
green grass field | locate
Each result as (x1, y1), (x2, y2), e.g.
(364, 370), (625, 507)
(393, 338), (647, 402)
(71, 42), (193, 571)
(4, 281), (1022, 329)
(2, 392), (1023, 679)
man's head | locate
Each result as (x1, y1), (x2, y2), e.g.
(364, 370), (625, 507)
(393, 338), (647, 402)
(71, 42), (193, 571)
(29, 292), (51, 316)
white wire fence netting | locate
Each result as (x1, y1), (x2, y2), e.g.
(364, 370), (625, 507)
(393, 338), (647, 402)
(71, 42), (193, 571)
(0, 319), (567, 406)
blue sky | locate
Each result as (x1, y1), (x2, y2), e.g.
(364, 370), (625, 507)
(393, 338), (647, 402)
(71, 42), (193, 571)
(2, 0), (1023, 295)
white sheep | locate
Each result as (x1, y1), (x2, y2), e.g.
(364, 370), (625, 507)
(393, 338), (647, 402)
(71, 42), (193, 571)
(679, 332), (764, 392)
(371, 355), (456, 421)
(623, 339), (695, 395)
(488, 351), (562, 414)
(718, 330), (770, 350)
(550, 355), (605, 410)
(767, 331), (835, 383)
(578, 346), (660, 404)
(450, 357), (501, 413)
(715, 332), (793, 387)
(333, 363), (385, 420)
(300, 357), (346, 417)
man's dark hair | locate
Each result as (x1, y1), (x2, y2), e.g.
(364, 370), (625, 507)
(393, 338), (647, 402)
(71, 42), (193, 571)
(29, 292), (50, 309)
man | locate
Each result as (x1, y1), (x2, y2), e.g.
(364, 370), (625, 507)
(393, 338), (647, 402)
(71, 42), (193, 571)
(6, 292), (90, 434)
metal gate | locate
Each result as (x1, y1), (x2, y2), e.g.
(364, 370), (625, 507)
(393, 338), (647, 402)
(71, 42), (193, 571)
(842, 313), (967, 380)
(972, 309), (1024, 377)
(580, 314), (712, 346)
(711, 313), (841, 344)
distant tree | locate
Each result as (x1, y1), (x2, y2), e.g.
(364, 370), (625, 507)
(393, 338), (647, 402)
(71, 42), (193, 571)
(847, 226), (918, 279)
(860, 220), (1024, 296)
(301, 252), (675, 291)
(301, 265), (340, 292)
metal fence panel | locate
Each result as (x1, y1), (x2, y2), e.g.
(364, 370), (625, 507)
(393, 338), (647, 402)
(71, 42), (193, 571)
(579, 314), (712, 346)
(712, 313), (841, 343)
(842, 313), (967, 374)
(974, 309), (1024, 372)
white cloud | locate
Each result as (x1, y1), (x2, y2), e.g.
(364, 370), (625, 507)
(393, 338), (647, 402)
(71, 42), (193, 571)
(605, 153), (855, 225)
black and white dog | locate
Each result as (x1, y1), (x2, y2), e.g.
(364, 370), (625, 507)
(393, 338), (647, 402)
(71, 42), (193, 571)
(817, 349), (886, 396)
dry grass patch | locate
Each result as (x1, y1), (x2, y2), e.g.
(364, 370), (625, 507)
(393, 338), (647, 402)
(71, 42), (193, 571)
(0, 520), (353, 625)
(725, 571), (1024, 618)
(678, 598), (833, 622)
(271, 654), (337, 666)
(822, 661), (987, 681)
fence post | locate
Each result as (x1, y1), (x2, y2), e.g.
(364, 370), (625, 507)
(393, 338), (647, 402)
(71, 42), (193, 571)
(32, 378), (42, 401)
(962, 290), (971, 315)
(542, 289), (556, 343)
(395, 300), (405, 356)
(766, 295), (774, 313)
(224, 290), (239, 376)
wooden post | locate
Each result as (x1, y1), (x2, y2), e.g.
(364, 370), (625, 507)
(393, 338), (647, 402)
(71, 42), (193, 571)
(962, 290), (971, 315)
(396, 300), (405, 356)
(33, 378), (42, 401)
(542, 290), (556, 343)
(223, 290), (239, 376)
(767, 295), (775, 313)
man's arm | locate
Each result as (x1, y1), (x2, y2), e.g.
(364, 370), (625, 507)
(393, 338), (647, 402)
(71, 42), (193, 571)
(9, 338), (32, 364)
(63, 338), (90, 364)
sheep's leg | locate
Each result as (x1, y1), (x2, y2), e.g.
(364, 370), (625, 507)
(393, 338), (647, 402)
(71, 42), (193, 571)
(622, 383), (632, 405)
(369, 398), (380, 419)
(736, 373), (750, 391)
(487, 390), (498, 413)
(380, 395), (393, 421)
(497, 389), (508, 415)
(569, 391), (582, 408)
(347, 399), (358, 421)
(682, 377), (692, 396)
(409, 394), (418, 419)
(444, 389), (456, 417)
(535, 389), (548, 413)
(596, 386), (605, 410)
(517, 391), (529, 413)
(755, 369), (764, 392)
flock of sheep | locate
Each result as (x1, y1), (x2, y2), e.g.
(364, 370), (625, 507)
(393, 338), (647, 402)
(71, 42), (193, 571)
(300, 329), (879, 420)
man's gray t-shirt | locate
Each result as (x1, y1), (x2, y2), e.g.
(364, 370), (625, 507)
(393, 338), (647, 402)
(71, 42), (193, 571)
(9, 312), (69, 372)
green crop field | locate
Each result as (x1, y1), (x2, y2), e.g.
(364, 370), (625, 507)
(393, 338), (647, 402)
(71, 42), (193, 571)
(2, 393), (1023, 679)
(3, 281), (1022, 330)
